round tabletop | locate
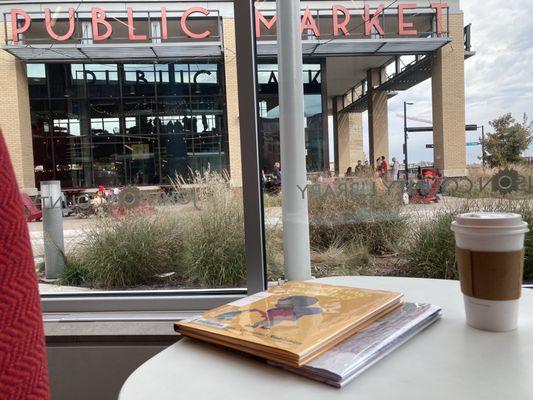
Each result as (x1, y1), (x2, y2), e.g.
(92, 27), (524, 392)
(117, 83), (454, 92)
(119, 276), (533, 400)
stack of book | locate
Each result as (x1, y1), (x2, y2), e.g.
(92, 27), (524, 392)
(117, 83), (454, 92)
(175, 281), (441, 388)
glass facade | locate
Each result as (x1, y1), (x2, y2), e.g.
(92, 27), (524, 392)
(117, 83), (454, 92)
(28, 60), (327, 189)
(28, 61), (228, 188)
(258, 63), (326, 173)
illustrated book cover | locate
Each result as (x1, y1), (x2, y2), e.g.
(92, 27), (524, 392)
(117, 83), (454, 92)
(175, 281), (403, 367)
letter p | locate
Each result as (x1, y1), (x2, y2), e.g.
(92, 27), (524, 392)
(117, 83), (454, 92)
(11, 9), (31, 44)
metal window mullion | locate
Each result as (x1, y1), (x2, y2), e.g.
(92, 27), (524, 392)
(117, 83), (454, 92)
(233, 0), (267, 294)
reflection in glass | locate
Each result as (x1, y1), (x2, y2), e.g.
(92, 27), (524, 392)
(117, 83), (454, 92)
(27, 64), (46, 78)
(27, 64), (48, 98)
(258, 63), (325, 173)
(28, 61), (228, 188)
(48, 64), (86, 98)
(85, 64), (120, 98)
(124, 64), (156, 97)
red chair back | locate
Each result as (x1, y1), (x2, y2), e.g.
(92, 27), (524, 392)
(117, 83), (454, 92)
(0, 130), (50, 399)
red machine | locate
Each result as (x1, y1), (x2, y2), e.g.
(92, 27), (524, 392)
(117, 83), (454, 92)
(411, 169), (442, 204)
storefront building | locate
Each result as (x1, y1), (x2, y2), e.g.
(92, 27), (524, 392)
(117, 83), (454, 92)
(0, 1), (471, 191)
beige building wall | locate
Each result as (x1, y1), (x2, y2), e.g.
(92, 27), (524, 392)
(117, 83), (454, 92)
(222, 19), (243, 187)
(0, 22), (35, 190)
(337, 111), (363, 175)
(432, 13), (467, 177)
(367, 68), (389, 168)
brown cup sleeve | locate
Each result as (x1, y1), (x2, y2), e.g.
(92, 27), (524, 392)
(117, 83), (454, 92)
(456, 248), (524, 301)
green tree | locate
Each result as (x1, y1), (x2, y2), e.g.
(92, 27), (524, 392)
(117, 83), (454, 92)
(481, 113), (532, 168)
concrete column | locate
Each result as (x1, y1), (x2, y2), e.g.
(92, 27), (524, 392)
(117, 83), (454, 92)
(41, 181), (65, 279)
(337, 111), (364, 175)
(0, 23), (36, 191)
(222, 19), (243, 187)
(432, 13), (467, 177)
(367, 69), (389, 168)
(276, 0), (311, 281)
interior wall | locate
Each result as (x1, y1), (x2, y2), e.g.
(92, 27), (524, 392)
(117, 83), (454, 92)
(47, 340), (174, 400)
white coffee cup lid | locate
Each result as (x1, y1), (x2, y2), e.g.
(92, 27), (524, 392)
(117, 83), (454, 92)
(454, 212), (526, 228)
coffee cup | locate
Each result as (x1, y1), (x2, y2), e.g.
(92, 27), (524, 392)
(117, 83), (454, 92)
(451, 212), (528, 332)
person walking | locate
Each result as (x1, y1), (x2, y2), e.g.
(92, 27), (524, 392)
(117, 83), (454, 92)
(273, 162), (282, 185)
(355, 160), (364, 175)
(380, 156), (388, 178)
(391, 157), (400, 181)
(345, 166), (354, 177)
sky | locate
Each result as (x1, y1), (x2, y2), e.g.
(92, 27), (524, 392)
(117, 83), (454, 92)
(349, 0), (533, 165)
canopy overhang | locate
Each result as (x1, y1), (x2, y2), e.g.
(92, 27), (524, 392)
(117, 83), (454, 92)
(2, 42), (223, 62)
(257, 37), (451, 57)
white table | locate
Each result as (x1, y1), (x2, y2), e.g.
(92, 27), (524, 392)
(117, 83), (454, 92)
(119, 277), (533, 400)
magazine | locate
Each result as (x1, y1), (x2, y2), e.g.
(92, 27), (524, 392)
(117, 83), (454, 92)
(272, 303), (442, 387)
(175, 281), (403, 367)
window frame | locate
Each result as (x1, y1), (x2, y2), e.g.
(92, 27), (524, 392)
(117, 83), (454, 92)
(40, 0), (267, 318)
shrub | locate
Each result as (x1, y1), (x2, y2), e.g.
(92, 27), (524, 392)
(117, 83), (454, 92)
(308, 187), (407, 255)
(311, 242), (372, 277)
(72, 211), (184, 288)
(403, 199), (533, 282)
(264, 194), (282, 208)
(59, 258), (92, 287)
(404, 211), (459, 280)
(265, 223), (373, 281)
(265, 224), (285, 282)
(179, 171), (247, 287)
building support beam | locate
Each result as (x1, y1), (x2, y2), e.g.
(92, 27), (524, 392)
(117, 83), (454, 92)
(432, 13), (467, 177)
(337, 111), (364, 176)
(222, 19), (243, 187)
(276, 0), (311, 281)
(332, 97), (340, 175)
(0, 23), (35, 191)
(367, 68), (389, 168)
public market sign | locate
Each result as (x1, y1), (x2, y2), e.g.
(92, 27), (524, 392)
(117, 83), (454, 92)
(255, 3), (448, 38)
(8, 3), (449, 43)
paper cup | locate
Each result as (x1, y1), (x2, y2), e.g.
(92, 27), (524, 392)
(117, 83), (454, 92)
(451, 212), (528, 332)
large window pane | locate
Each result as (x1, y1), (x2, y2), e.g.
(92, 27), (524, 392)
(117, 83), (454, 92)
(25, 51), (243, 292)
(123, 64), (156, 97)
(90, 99), (126, 186)
(258, 63), (325, 173)
(85, 64), (120, 98)
(27, 64), (48, 98)
(48, 64), (86, 99)
(50, 99), (89, 188)
(255, 1), (533, 295)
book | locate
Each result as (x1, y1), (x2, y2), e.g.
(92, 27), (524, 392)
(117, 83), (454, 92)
(175, 281), (403, 367)
(272, 303), (442, 387)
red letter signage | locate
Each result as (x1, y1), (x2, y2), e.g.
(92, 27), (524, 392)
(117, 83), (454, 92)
(398, 4), (418, 35)
(127, 7), (147, 41)
(44, 8), (75, 41)
(11, 9), (31, 44)
(332, 5), (350, 36)
(431, 2), (448, 34)
(91, 8), (112, 41)
(13, 4), (447, 45)
(301, 7), (320, 37)
(364, 5), (385, 36)
(181, 7), (211, 39)
(161, 7), (168, 40)
(255, 9), (277, 38)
